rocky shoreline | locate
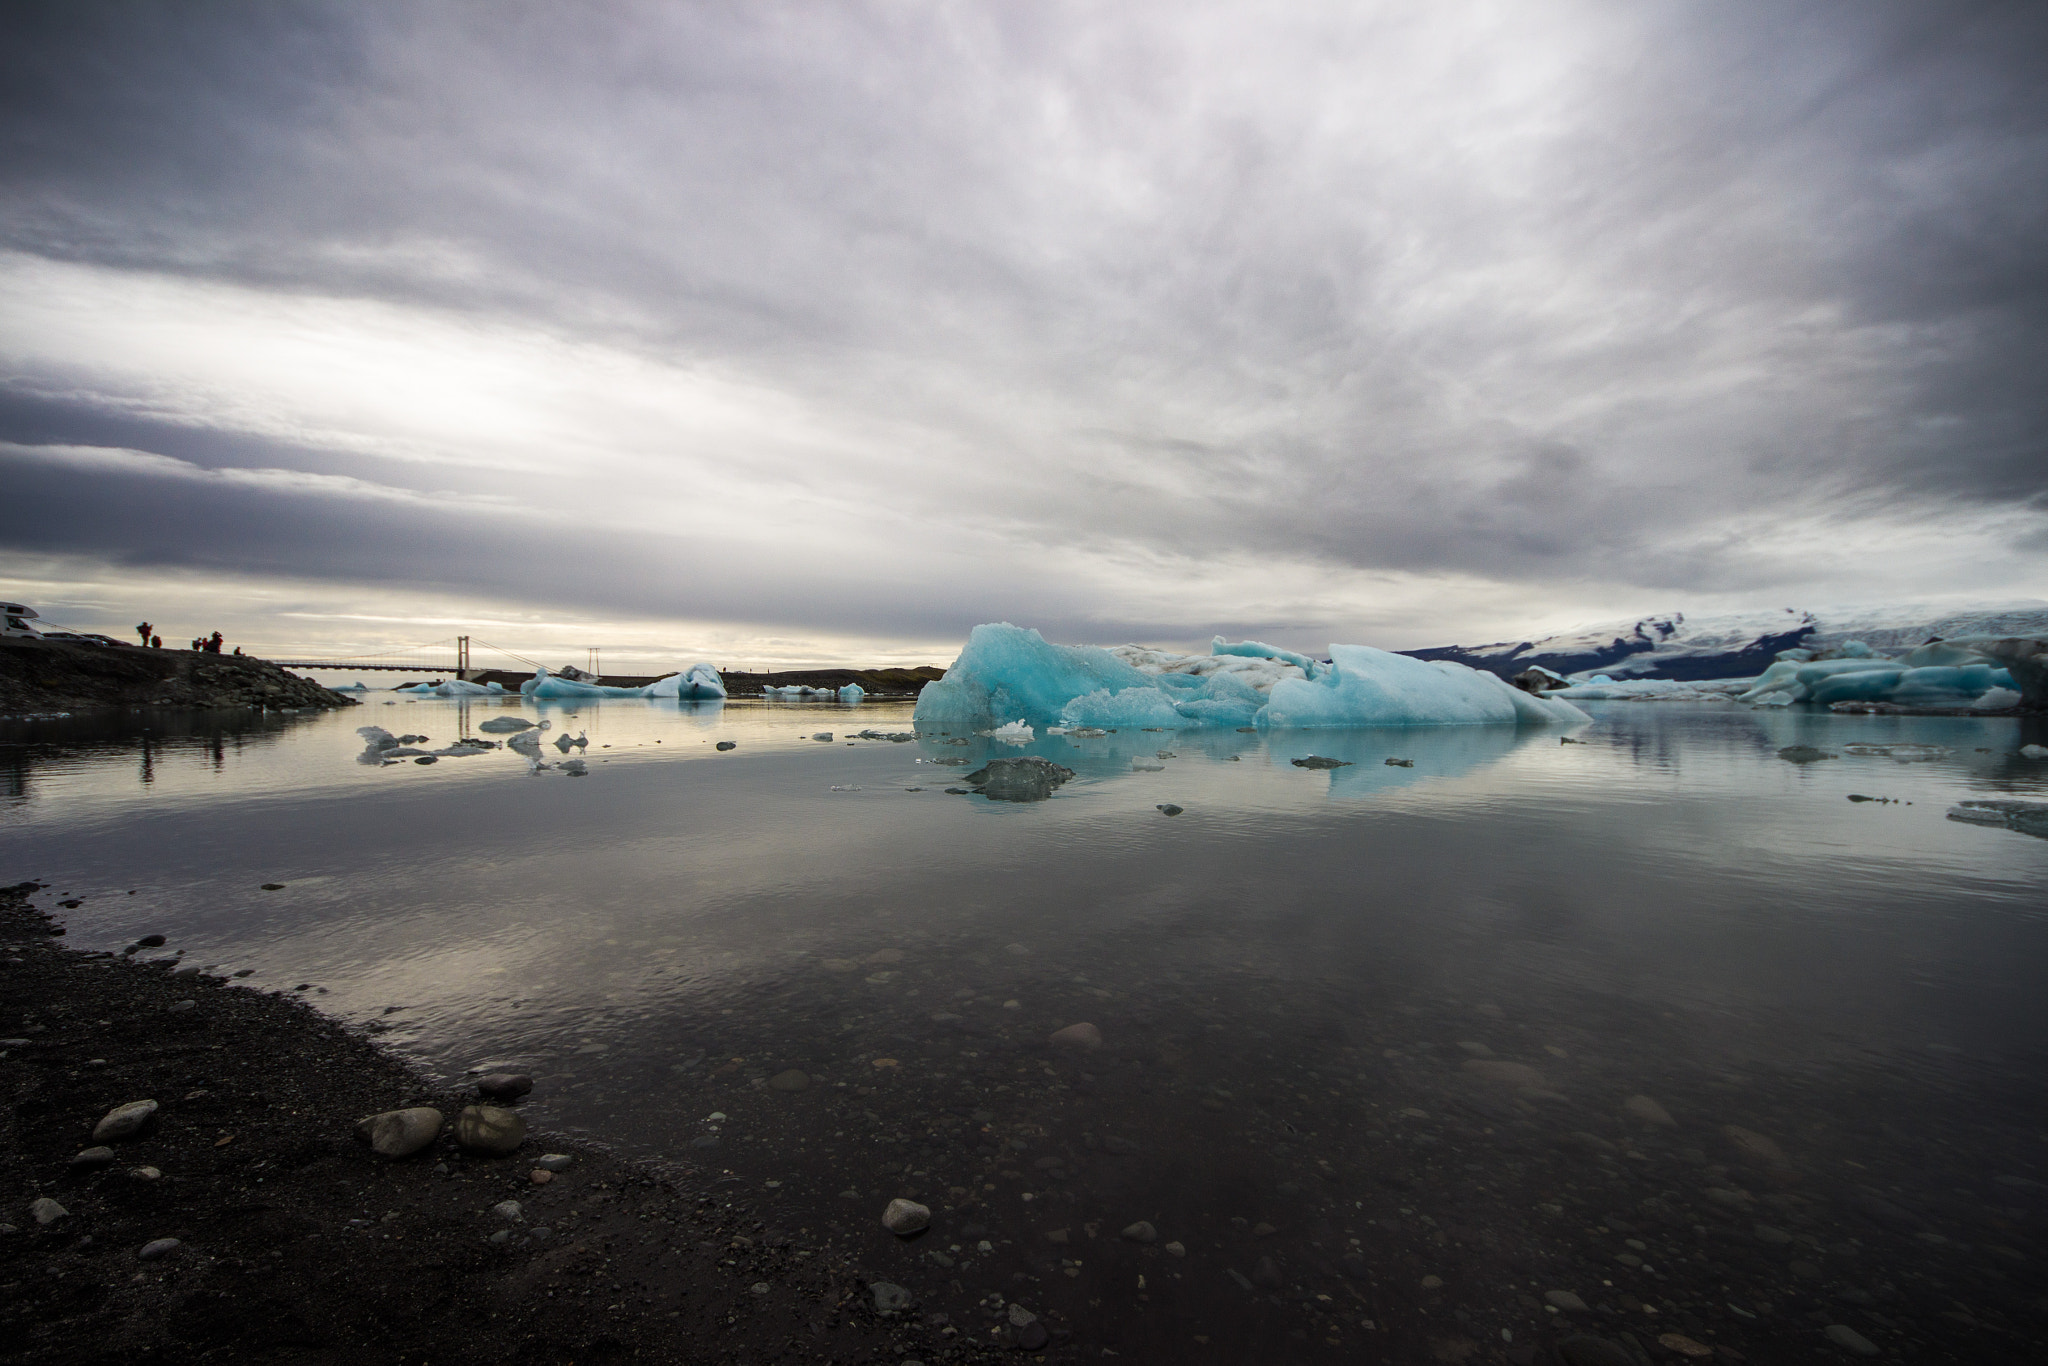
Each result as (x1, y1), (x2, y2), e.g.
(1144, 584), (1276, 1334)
(0, 883), (1003, 1365)
(0, 640), (356, 718)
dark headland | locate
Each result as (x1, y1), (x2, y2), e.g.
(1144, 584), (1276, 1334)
(0, 884), (1006, 1365)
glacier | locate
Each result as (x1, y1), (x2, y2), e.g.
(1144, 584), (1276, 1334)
(911, 624), (1586, 731)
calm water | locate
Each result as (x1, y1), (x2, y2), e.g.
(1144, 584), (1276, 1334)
(6, 696), (2047, 1361)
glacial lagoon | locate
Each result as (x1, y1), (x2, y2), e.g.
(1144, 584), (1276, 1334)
(4, 696), (2046, 1361)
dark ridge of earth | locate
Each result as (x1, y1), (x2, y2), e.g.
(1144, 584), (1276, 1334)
(0, 640), (356, 718)
(0, 884), (1004, 1366)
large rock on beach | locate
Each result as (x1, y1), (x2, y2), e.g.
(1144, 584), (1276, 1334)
(93, 1099), (159, 1143)
(1049, 1022), (1102, 1051)
(881, 1198), (930, 1235)
(457, 1105), (527, 1155)
(354, 1107), (444, 1158)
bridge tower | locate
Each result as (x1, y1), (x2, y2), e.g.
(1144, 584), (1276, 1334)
(457, 635), (471, 680)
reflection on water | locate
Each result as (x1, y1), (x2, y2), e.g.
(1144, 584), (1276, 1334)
(4, 697), (2047, 1361)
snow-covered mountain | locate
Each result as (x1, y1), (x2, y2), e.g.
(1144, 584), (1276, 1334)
(1402, 603), (2048, 682)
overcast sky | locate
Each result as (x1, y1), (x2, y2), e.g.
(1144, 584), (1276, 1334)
(3, 1), (2044, 668)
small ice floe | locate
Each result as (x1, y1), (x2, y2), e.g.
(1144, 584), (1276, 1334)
(982, 720), (1034, 744)
(552, 731), (588, 752)
(1947, 800), (2048, 839)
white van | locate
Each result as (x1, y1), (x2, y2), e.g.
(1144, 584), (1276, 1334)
(1, 603), (41, 639)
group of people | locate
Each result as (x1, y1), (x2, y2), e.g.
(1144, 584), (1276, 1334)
(133, 621), (234, 654)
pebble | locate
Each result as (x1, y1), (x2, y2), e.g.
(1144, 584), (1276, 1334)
(1461, 1060), (1548, 1089)
(69, 1146), (116, 1170)
(456, 1105), (527, 1155)
(137, 1238), (181, 1261)
(1163, 1241), (1185, 1257)
(1250, 1255), (1283, 1288)
(1544, 1290), (1588, 1312)
(93, 1099), (160, 1143)
(882, 1198), (930, 1235)
(353, 1107), (444, 1158)
(1120, 1220), (1157, 1243)
(168, 1000), (195, 1013)
(1049, 1022), (1102, 1050)
(474, 1073), (533, 1102)
(128, 1167), (161, 1181)
(1656, 1334), (1713, 1359)
(529, 1169), (553, 1185)
(29, 1198), (68, 1225)
(1252, 1222), (1276, 1237)
(170, 963), (199, 977)
(534, 1153), (573, 1172)
(1754, 1223), (1793, 1245)
(871, 1281), (913, 1314)
(1622, 1094), (1676, 1126)
(135, 934), (166, 948)
(716, 740), (737, 751)
(767, 1068), (810, 1092)
(1723, 1123), (1790, 1171)
(1456, 1041), (1493, 1057)
(492, 1200), (523, 1222)
(1420, 1275), (1444, 1289)
(1825, 1324), (1880, 1356)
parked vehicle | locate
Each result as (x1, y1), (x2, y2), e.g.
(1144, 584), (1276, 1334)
(2, 603), (42, 639)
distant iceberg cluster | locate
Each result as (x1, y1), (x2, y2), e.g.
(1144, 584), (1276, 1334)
(521, 663), (726, 700)
(1735, 638), (2022, 709)
(911, 624), (1588, 731)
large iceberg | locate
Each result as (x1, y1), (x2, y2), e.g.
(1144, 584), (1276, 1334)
(398, 679), (506, 697)
(912, 623), (1586, 730)
(521, 663), (726, 700)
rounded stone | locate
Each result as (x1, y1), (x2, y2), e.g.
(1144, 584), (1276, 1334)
(870, 1281), (913, 1314)
(69, 1146), (116, 1170)
(352, 1107), (444, 1158)
(456, 1105), (527, 1155)
(474, 1073), (533, 1102)
(529, 1168), (554, 1185)
(137, 1238), (181, 1261)
(1825, 1325), (1880, 1357)
(1545, 1290), (1589, 1312)
(767, 1069), (810, 1092)
(29, 1197), (68, 1225)
(534, 1153), (574, 1172)
(92, 1099), (159, 1143)
(1120, 1220), (1157, 1243)
(1622, 1094), (1676, 1127)
(1048, 1022), (1102, 1051)
(881, 1198), (931, 1235)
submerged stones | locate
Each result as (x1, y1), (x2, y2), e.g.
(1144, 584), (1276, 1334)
(354, 1107), (444, 1158)
(962, 756), (1075, 802)
(474, 1073), (533, 1102)
(1777, 745), (1836, 764)
(1291, 755), (1351, 770)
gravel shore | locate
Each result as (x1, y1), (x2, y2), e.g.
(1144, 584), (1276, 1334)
(0, 882), (1002, 1365)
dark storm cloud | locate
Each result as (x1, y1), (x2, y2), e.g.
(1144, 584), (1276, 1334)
(2, 1), (2044, 642)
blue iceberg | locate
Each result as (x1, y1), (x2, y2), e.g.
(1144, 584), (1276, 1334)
(1736, 640), (2018, 708)
(521, 663), (726, 700)
(912, 623), (1586, 730)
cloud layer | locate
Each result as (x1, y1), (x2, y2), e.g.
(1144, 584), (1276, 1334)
(3, 1), (2045, 663)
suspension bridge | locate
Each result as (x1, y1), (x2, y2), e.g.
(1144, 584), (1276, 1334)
(264, 636), (578, 679)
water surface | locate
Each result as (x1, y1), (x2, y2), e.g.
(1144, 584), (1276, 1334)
(5, 696), (2045, 1362)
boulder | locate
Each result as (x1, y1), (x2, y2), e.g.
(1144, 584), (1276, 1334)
(353, 1107), (444, 1158)
(962, 756), (1075, 802)
(456, 1105), (527, 1155)
(92, 1100), (159, 1143)
(474, 1073), (533, 1102)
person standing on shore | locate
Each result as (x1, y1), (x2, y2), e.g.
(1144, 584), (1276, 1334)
(135, 620), (152, 646)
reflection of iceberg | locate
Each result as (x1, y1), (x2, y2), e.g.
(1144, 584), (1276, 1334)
(1261, 726), (1544, 798)
(912, 624), (1585, 730)
(521, 663), (726, 700)
(1737, 639), (2019, 707)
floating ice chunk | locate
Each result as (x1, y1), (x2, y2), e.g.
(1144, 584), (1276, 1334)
(478, 716), (536, 733)
(838, 683), (866, 703)
(1971, 688), (2022, 710)
(642, 663), (728, 700)
(356, 726), (399, 750)
(506, 729), (543, 754)
(553, 730), (588, 752)
(2022, 744), (2048, 760)
(983, 719), (1033, 743)
(1259, 645), (1587, 729)
(399, 679), (505, 696)
(914, 624), (1160, 729)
